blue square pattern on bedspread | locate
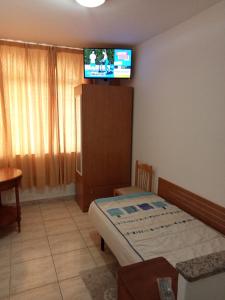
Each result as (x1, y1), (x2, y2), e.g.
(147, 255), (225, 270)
(107, 208), (124, 217)
(138, 203), (154, 210)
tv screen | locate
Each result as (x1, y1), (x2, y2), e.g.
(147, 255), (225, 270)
(84, 48), (132, 79)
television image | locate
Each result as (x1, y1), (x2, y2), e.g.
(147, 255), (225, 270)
(84, 48), (132, 79)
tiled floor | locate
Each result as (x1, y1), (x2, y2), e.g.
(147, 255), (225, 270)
(0, 197), (117, 300)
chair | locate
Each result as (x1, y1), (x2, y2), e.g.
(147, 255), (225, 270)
(114, 160), (152, 196)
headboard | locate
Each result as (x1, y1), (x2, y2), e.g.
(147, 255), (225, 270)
(158, 177), (225, 235)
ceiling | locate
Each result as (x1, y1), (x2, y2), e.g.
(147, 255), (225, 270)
(0, 0), (222, 48)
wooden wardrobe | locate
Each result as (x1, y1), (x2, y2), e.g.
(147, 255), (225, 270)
(74, 84), (133, 212)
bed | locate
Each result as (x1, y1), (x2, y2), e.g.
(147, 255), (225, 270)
(89, 178), (225, 267)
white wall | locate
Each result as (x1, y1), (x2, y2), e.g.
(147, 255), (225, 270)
(132, 1), (225, 207)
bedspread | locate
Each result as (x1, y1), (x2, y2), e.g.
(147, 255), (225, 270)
(92, 193), (225, 266)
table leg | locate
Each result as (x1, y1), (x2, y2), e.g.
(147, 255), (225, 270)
(101, 237), (105, 251)
(15, 184), (21, 233)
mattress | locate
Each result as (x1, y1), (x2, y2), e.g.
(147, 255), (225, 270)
(89, 192), (225, 266)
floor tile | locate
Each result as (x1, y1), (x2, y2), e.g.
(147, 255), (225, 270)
(21, 205), (40, 214)
(59, 277), (92, 300)
(0, 197), (106, 300)
(0, 266), (10, 300)
(20, 208), (43, 225)
(44, 218), (77, 235)
(73, 214), (93, 230)
(40, 202), (66, 211)
(53, 248), (96, 281)
(0, 234), (11, 246)
(11, 223), (46, 242)
(0, 244), (11, 268)
(63, 198), (79, 208)
(48, 231), (86, 255)
(11, 237), (51, 264)
(65, 201), (83, 217)
(0, 226), (18, 244)
(11, 256), (57, 294)
(89, 245), (117, 266)
(38, 198), (65, 205)
(41, 207), (70, 221)
(10, 283), (62, 300)
(20, 214), (43, 225)
(80, 228), (100, 247)
(67, 207), (84, 217)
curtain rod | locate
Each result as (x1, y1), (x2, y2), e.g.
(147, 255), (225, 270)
(0, 38), (83, 51)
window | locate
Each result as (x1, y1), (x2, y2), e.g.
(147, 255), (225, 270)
(0, 43), (84, 188)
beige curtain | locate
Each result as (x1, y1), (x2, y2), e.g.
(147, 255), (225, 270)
(0, 42), (83, 188)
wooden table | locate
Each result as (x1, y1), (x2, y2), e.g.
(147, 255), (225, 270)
(0, 168), (22, 232)
(118, 257), (178, 300)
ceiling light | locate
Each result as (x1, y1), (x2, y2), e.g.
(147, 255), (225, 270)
(75, 0), (106, 8)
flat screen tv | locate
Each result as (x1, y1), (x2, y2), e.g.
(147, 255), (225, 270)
(84, 48), (132, 79)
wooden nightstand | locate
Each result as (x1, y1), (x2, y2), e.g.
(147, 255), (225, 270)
(118, 257), (178, 300)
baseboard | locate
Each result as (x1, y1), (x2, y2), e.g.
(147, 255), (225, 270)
(1, 183), (76, 204)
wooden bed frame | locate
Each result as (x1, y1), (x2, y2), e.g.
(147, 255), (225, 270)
(158, 178), (225, 235)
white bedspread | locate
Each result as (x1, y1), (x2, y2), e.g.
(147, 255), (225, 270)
(89, 192), (225, 266)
